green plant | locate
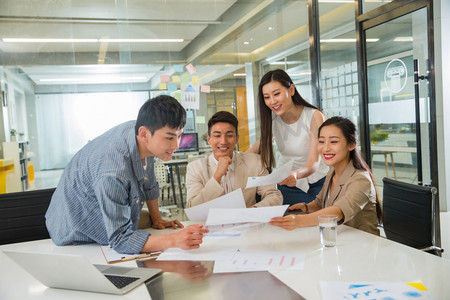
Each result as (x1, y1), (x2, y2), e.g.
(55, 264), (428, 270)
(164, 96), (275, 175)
(370, 131), (389, 144)
(9, 129), (16, 136)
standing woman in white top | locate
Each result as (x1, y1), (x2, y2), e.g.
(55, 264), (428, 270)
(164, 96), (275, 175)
(247, 69), (329, 205)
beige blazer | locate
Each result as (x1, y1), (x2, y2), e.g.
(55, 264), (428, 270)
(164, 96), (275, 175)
(186, 152), (282, 208)
(316, 160), (379, 235)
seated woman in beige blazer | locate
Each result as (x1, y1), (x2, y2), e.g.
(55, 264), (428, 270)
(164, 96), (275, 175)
(270, 116), (382, 235)
(186, 111), (282, 208)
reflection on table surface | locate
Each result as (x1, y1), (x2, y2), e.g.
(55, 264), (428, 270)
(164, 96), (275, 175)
(139, 259), (305, 300)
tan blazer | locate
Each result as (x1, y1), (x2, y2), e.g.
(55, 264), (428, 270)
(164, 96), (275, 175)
(186, 152), (282, 208)
(316, 160), (379, 235)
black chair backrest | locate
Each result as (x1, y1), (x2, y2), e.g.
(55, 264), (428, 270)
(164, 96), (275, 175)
(0, 188), (55, 245)
(382, 177), (435, 249)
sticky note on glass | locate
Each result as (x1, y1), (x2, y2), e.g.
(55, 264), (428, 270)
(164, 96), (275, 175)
(192, 76), (199, 85)
(182, 74), (190, 84)
(186, 63), (196, 74)
(160, 75), (170, 82)
(201, 85), (210, 93)
(172, 75), (180, 83)
(174, 64), (184, 73)
(174, 91), (181, 101)
(168, 84), (177, 92)
(159, 83), (167, 90)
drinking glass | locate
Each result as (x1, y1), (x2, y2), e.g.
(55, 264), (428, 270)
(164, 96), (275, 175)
(319, 215), (338, 247)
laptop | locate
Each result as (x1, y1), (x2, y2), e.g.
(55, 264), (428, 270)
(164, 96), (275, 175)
(3, 250), (161, 295)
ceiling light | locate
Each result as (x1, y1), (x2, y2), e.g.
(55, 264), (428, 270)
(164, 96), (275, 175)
(268, 26), (275, 30)
(233, 73), (246, 77)
(243, 41), (250, 45)
(2, 38), (98, 43)
(39, 76), (149, 84)
(2, 38), (184, 43)
(99, 38), (184, 43)
(320, 38), (379, 43)
(394, 37), (413, 42)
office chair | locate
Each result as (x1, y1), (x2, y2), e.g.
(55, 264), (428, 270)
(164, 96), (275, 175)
(0, 188), (55, 245)
(154, 163), (176, 216)
(382, 177), (443, 256)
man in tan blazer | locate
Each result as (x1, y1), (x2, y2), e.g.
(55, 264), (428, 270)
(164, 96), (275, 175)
(186, 111), (282, 208)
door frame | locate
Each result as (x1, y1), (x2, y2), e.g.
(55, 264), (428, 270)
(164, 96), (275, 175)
(356, 0), (437, 186)
(356, 0), (439, 242)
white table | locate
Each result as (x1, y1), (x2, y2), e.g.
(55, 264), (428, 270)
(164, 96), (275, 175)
(1, 223), (450, 299)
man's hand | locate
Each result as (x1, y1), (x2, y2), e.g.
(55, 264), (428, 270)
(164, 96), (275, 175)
(152, 218), (184, 229)
(142, 224), (209, 253)
(171, 224), (209, 250)
(214, 156), (232, 183)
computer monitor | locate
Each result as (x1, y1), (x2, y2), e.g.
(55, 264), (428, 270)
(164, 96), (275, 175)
(178, 132), (199, 153)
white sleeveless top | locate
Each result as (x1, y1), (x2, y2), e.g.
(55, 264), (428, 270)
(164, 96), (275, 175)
(273, 106), (329, 192)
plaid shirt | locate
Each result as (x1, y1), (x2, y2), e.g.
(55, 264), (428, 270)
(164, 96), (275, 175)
(45, 121), (159, 254)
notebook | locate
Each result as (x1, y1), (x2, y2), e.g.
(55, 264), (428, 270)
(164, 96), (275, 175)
(3, 250), (161, 295)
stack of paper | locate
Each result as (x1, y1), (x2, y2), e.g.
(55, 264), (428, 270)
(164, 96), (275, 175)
(184, 188), (246, 221)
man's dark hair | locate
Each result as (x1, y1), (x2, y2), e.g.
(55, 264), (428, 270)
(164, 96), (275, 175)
(135, 95), (186, 135)
(207, 111), (238, 135)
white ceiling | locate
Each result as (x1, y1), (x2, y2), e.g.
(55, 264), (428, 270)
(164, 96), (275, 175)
(0, 0), (236, 54)
(0, 0), (405, 88)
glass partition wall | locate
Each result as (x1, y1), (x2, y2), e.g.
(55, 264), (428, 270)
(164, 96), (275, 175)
(1, 0), (429, 197)
(0, 0), (316, 193)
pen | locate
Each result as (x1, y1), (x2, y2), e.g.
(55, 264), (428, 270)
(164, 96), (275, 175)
(120, 251), (162, 262)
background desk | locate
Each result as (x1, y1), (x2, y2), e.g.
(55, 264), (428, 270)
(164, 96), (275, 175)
(371, 146), (416, 180)
(1, 223), (450, 299)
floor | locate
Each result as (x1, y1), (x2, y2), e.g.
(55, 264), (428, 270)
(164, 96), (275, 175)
(34, 167), (450, 260)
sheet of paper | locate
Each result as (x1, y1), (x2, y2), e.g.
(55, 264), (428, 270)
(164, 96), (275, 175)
(205, 223), (252, 237)
(173, 64), (184, 73)
(186, 63), (197, 74)
(160, 75), (170, 82)
(213, 251), (306, 273)
(184, 188), (246, 221)
(157, 236), (239, 261)
(245, 160), (294, 189)
(168, 83), (177, 91)
(205, 205), (288, 226)
(172, 75), (180, 83)
(181, 74), (190, 83)
(320, 282), (436, 300)
(201, 85), (210, 93)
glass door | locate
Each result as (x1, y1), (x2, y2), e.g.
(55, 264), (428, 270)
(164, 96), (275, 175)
(364, 7), (432, 186)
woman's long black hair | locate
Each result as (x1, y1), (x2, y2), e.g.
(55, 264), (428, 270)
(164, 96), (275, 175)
(318, 116), (383, 224)
(257, 69), (318, 172)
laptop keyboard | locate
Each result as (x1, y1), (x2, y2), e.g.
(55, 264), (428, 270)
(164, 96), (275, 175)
(104, 275), (139, 289)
